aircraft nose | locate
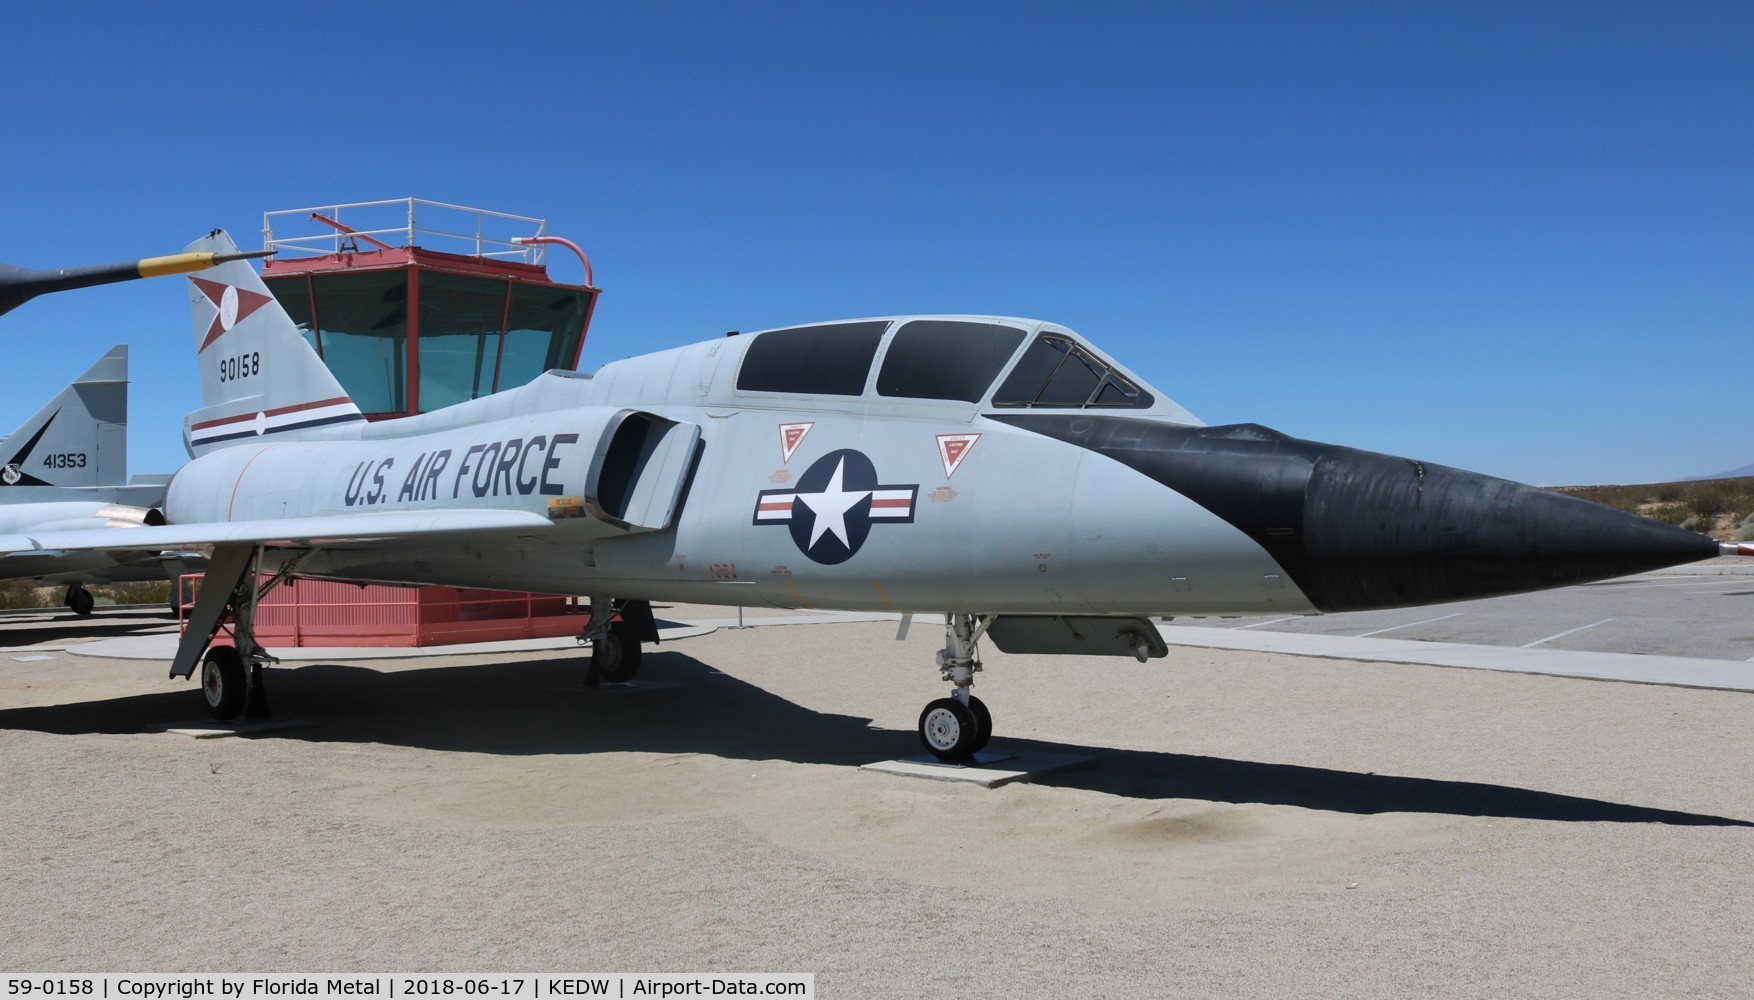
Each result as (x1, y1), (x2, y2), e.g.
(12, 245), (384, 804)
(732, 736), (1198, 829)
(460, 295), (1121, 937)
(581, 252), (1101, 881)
(988, 415), (1720, 613)
(1294, 446), (1719, 611)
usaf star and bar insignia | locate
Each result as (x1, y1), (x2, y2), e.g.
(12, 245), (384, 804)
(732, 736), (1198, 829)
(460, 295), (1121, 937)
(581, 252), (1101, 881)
(754, 449), (918, 565)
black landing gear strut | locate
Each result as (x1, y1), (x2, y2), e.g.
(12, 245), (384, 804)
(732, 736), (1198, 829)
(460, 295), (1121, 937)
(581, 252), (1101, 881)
(63, 583), (94, 617)
(918, 613), (997, 761)
(171, 545), (301, 722)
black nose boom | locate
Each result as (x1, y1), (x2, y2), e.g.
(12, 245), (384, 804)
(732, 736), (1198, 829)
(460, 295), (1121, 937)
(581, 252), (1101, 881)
(0, 246), (273, 318)
(989, 415), (1722, 613)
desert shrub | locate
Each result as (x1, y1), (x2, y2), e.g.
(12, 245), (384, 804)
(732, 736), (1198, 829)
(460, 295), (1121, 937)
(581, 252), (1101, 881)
(1602, 491), (1643, 513)
(1690, 484), (1734, 519)
(1561, 477), (1753, 532)
(1739, 522), (1754, 542)
(1679, 515), (1704, 532)
(1646, 505), (1691, 526)
(92, 581), (172, 606)
(0, 580), (54, 610)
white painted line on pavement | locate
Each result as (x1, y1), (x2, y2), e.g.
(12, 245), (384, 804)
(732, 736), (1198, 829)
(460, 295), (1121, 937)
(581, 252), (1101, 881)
(1231, 616), (1301, 630)
(1522, 618), (1616, 649)
(1355, 613), (1463, 638)
(1156, 625), (1754, 692)
(1580, 579), (1751, 593)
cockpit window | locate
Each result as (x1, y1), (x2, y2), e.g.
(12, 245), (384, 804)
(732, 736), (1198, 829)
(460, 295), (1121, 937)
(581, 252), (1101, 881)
(991, 334), (1154, 409)
(875, 320), (1027, 403)
(736, 321), (889, 396)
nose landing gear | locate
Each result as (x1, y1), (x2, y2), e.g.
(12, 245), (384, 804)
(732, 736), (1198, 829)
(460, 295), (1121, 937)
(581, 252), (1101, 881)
(917, 613), (997, 761)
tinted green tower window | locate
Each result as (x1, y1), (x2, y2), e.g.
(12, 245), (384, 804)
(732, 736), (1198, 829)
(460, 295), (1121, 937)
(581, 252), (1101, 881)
(312, 270), (408, 413)
(498, 283), (589, 392)
(269, 276), (321, 356)
(267, 268), (591, 415)
(418, 272), (507, 411)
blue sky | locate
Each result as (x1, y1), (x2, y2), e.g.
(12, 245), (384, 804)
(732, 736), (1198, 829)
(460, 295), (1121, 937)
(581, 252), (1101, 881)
(1, 2), (1747, 485)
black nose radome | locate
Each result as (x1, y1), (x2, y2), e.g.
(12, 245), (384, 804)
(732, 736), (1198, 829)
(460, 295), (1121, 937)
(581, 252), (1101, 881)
(1297, 446), (1718, 610)
(988, 415), (1720, 613)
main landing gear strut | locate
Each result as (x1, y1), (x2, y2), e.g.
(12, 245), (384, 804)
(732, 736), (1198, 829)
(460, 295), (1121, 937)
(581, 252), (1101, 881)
(63, 583), (94, 617)
(918, 613), (997, 761)
(578, 597), (660, 687)
(171, 545), (300, 722)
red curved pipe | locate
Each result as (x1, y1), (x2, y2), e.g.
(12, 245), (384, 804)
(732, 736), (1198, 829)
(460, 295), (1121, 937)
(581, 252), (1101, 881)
(516, 235), (593, 287)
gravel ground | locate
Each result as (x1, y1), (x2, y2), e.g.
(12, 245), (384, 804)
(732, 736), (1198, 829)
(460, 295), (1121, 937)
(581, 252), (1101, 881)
(3, 616), (1752, 997)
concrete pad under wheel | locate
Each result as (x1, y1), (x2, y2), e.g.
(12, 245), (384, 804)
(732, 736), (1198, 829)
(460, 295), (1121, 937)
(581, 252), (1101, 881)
(568, 680), (685, 696)
(861, 749), (1098, 788)
(161, 719), (310, 739)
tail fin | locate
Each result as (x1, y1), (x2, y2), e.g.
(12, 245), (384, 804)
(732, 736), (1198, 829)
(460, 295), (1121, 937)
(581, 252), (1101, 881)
(182, 230), (364, 456)
(0, 345), (128, 490)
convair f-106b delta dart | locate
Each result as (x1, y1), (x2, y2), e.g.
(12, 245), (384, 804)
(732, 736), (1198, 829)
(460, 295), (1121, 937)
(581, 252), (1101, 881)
(3, 231), (1743, 758)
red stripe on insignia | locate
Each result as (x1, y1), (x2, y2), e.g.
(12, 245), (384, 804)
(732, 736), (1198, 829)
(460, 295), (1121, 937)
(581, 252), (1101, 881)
(870, 499), (911, 509)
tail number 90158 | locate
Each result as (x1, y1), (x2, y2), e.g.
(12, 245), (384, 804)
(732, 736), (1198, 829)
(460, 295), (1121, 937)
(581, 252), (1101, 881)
(219, 352), (261, 382)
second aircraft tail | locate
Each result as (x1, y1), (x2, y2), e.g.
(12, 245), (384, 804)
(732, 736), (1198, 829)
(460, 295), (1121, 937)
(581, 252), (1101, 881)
(0, 345), (128, 490)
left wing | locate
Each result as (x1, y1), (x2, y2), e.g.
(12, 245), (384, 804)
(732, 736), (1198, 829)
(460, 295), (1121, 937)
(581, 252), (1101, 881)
(0, 507), (555, 556)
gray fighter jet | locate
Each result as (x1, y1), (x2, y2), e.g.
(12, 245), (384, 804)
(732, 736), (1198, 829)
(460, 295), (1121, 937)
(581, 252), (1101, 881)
(0, 345), (179, 614)
(0, 244), (265, 612)
(2, 231), (1742, 754)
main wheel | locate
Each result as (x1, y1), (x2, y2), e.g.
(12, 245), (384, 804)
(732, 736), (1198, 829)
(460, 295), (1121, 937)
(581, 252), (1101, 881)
(201, 645), (246, 721)
(67, 586), (94, 617)
(919, 697), (979, 760)
(590, 620), (643, 684)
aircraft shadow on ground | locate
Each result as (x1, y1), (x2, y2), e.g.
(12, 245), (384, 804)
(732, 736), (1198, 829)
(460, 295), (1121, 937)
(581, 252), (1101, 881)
(0, 609), (176, 647)
(3, 649), (1747, 828)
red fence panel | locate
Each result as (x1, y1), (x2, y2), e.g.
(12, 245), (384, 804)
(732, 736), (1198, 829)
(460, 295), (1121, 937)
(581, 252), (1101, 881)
(180, 575), (591, 647)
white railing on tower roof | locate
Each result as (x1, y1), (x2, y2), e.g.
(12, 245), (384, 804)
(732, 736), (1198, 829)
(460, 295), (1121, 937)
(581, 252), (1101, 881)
(262, 198), (549, 264)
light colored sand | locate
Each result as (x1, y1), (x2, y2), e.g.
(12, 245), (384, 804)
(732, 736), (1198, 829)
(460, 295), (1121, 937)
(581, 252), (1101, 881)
(3, 619), (1753, 997)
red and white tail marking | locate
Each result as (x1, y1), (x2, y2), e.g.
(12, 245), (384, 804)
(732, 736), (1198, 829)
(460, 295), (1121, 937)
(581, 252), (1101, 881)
(188, 396), (361, 448)
(190, 276), (274, 352)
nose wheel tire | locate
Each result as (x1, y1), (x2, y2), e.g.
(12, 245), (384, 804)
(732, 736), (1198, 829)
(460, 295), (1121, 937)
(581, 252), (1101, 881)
(919, 696), (992, 760)
(590, 621), (643, 684)
(965, 695), (993, 754)
(201, 646), (246, 721)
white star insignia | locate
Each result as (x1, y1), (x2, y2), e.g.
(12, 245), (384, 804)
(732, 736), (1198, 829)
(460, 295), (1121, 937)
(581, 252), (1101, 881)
(794, 457), (871, 549)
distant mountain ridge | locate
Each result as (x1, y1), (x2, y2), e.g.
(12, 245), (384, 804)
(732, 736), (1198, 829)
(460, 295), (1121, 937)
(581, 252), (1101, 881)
(1688, 462), (1754, 481)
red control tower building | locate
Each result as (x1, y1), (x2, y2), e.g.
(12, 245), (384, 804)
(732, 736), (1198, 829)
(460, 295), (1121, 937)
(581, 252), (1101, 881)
(210, 200), (603, 646)
(260, 198), (597, 419)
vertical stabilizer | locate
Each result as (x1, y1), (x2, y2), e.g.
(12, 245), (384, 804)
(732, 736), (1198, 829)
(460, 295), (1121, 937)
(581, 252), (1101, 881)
(0, 345), (128, 491)
(181, 230), (364, 456)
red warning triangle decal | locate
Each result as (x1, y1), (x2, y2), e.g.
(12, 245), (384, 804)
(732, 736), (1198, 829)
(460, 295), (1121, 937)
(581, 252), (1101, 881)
(779, 422), (814, 463)
(936, 433), (980, 478)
